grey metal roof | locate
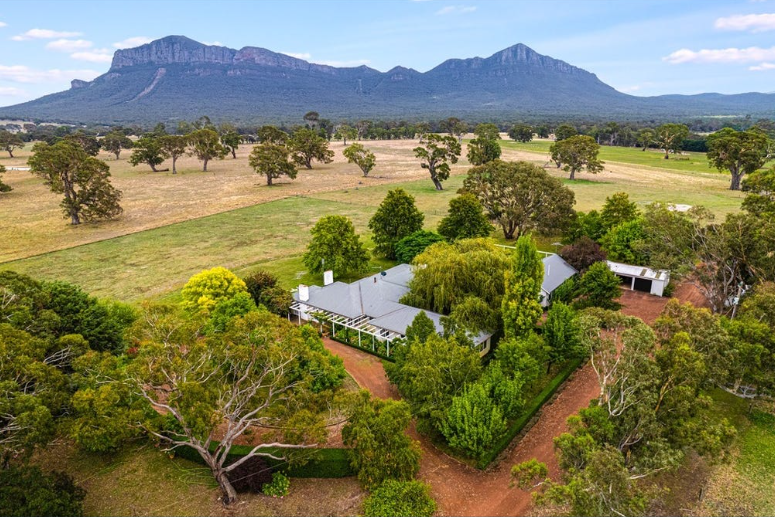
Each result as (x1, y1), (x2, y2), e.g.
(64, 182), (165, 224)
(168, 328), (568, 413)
(541, 254), (577, 294)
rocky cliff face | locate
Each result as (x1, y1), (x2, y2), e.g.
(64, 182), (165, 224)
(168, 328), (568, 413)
(110, 35), (236, 69)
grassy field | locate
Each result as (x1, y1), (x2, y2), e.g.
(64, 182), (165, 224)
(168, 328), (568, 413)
(1, 138), (747, 302)
(32, 441), (364, 517)
(499, 138), (716, 174)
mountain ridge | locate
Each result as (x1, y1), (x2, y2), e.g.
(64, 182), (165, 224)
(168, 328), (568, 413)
(1, 36), (773, 125)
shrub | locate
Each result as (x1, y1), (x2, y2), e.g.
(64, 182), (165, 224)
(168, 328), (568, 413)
(243, 270), (278, 304)
(0, 466), (85, 517)
(559, 236), (607, 273)
(437, 193), (493, 241)
(180, 267), (248, 314)
(227, 456), (273, 493)
(262, 472), (290, 498)
(441, 380), (508, 458)
(601, 218), (646, 264)
(362, 480), (437, 517)
(394, 230), (445, 264)
(575, 261), (622, 310)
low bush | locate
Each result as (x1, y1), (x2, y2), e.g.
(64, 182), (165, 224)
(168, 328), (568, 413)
(262, 472), (290, 498)
(362, 480), (436, 517)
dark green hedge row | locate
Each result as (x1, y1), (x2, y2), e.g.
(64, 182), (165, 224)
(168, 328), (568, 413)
(174, 443), (354, 478)
(476, 357), (585, 469)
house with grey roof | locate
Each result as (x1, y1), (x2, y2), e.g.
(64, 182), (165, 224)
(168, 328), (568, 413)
(289, 264), (492, 357)
(540, 254), (578, 307)
(290, 254), (578, 357)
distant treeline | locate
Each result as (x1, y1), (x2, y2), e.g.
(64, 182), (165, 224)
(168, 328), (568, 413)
(4, 113), (775, 153)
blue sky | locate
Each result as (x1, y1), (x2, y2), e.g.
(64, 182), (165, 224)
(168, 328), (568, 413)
(1, 0), (775, 108)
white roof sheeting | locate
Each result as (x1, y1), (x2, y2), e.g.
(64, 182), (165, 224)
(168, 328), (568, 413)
(541, 254), (577, 294)
(606, 260), (669, 282)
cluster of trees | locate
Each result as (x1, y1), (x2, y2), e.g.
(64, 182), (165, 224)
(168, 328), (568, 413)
(513, 292), (775, 515)
(385, 237), (590, 460)
(0, 265), (362, 509)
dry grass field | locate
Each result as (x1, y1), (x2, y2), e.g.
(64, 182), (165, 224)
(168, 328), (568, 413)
(0, 138), (745, 301)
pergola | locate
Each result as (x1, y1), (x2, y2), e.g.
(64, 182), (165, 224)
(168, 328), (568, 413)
(288, 302), (402, 356)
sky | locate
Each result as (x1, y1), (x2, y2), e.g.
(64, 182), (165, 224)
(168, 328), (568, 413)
(1, 0), (775, 107)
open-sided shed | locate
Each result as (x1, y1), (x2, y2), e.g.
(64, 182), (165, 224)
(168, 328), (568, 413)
(606, 260), (670, 297)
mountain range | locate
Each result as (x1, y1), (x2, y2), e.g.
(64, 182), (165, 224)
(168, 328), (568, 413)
(1, 36), (773, 125)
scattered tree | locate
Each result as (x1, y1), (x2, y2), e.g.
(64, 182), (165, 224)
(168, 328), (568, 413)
(559, 236), (607, 273)
(463, 160), (576, 239)
(467, 123), (502, 166)
(180, 266), (248, 314)
(654, 123), (689, 159)
(220, 130), (241, 159)
(706, 127), (771, 190)
(257, 125), (288, 144)
(343, 143), (376, 176)
(368, 189), (425, 259)
(636, 128), (655, 151)
(158, 135), (187, 174)
(303, 111), (320, 128)
(248, 142), (297, 186)
(63, 132), (100, 156)
(334, 124), (358, 145)
(129, 134), (168, 172)
(443, 117), (468, 142)
(289, 128), (334, 169)
(600, 192), (639, 229)
(437, 193), (493, 241)
(553, 124), (577, 141)
(0, 164), (11, 193)
(0, 130), (24, 158)
(28, 140), (123, 225)
(101, 130), (133, 159)
(550, 135), (604, 180)
(413, 133), (461, 190)
(188, 128), (227, 171)
(394, 230), (445, 264)
(508, 124), (533, 143)
(742, 168), (775, 217)
(303, 215), (369, 277)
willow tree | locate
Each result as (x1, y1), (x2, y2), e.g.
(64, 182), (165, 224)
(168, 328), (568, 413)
(502, 235), (544, 339)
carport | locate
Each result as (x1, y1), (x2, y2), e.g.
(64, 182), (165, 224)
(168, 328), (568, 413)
(606, 261), (670, 297)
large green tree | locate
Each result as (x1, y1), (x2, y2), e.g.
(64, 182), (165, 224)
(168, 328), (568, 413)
(101, 130), (133, 160)
(368, 188), (425, 259)
(129, 134), (168, 172)
(550, 135), (604, 180)
(343, 143), (376, 176)
(124, 310), (341, 504)
(575, 261), (621, 310)
(188, 128), (227, 171)
(394, 230), (445, 264)
(220, 130), (241, 159)
(28, 140), (123, 225)
(554, 124), (578, 141)
(437, 193), (493, 241)
(463, 160), (576, 239)
(303, 215), (369, 277)
(508, 124), (533, 143)
(288, 128), (334, 169)
(248, 142), (297, 186)
(466, 123), (502, 166)
(502, 235), (544, 339)
(706, 127), (771, 190)
(341, 391), (421, 489)
(413, 133), (461, 190)
(0, 130), (25, 158)
(0, 466), (85, 517)
(654, 123), (689, 159)
(158, 135), (187, 174)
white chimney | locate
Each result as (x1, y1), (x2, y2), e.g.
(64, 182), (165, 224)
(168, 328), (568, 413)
(323, 270), (334, 286)
(298, 284), (310, 302)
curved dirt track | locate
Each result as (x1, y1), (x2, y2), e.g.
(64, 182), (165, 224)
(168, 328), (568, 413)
(321, 284), (699, 516)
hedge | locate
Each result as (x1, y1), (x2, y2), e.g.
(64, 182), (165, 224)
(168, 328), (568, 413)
(174, 442), (354, 478)
(476, 356), (584, 469)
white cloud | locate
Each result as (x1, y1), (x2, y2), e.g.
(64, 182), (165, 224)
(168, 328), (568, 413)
(282, 52), (312, 60)
(0, 21), (7, 28)
(435, 5), (476, 15)
(0, 86), (27, 96)
(663, 46), (775, 64)
(11, 28), (82, 41)
(715, 13), (775, 32)
(70, 49), (112, 63)
(113, 36), (153, 49)
(619, 85), (641, 93)
(45, 38), (93, 52)
(202, 40), (223, 46)
(750, 61), (775, 70)
(0, 65), (100, 83)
